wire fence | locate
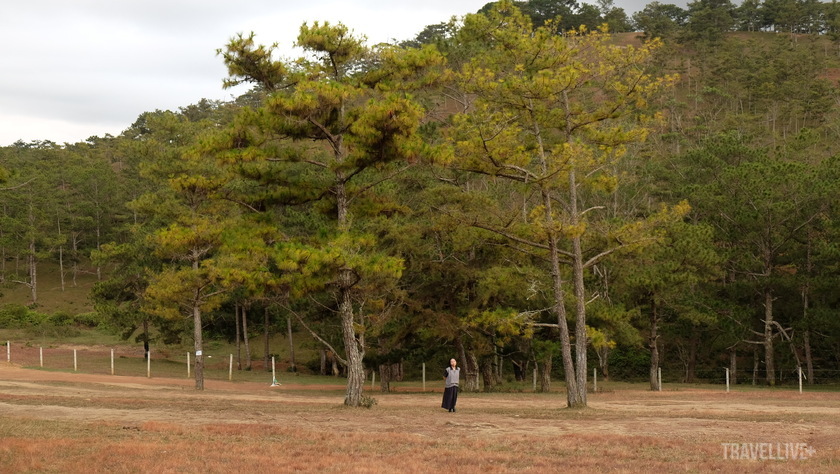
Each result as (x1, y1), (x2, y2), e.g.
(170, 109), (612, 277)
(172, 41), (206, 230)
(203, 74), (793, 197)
(5, 340), (840, 392)
(1, 341), (285, 384)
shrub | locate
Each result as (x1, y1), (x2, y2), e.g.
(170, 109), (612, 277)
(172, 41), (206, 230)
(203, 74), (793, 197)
(0, 304), (33, 328)
(359, 395), (377, 408)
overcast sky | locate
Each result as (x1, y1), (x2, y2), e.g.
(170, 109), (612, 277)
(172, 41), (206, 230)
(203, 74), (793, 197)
(0, 0), (654, 146)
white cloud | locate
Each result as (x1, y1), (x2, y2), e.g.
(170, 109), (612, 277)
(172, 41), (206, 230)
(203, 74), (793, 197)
(0, 0), (652, 146)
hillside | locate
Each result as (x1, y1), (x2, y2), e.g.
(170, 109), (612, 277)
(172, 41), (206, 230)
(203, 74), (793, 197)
(1, 261), (97, 314)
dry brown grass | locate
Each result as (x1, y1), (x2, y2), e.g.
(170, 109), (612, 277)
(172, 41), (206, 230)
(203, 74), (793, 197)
(1, 363), (839, 473)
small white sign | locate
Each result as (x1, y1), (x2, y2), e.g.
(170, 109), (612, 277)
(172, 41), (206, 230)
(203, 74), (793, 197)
(195, 351), (202, 356)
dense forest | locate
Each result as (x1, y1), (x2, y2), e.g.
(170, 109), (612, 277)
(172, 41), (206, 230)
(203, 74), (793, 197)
(2, 0), (840, 407)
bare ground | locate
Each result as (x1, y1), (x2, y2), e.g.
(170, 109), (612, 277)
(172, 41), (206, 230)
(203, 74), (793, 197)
(1, 362), (838, 473)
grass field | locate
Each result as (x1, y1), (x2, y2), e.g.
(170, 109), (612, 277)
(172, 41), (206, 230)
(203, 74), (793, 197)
(1, 361), (838, 473)
(3, 266), (838, 472)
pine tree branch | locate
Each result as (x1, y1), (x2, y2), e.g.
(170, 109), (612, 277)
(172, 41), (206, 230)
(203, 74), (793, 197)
(282, 303), (348, 367)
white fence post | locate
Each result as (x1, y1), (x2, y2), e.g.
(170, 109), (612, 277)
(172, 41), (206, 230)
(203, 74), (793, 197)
(798, 366), (803, 394)
(6, 341), (9, 362)
(533, 368), (537, 392)
(422, 363), (426, 392)
(40, 347), (43, 368)
(725, 368), (730, 393)
(111, 349), (115, 375)
(657, 367), (662, 391)
(187, 352), (191, 378)
(146, 351), (151, 378)
(229, 354), (233, 381)
(593, 367), (597, 393)
(271, 356), (279, 386)
(74, 349), (78, 372)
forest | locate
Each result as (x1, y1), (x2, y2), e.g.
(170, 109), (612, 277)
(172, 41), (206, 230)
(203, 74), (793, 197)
(2, 0), (840, 408)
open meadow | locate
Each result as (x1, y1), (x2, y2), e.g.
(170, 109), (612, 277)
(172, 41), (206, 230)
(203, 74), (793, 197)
(1, 361), (838, 473)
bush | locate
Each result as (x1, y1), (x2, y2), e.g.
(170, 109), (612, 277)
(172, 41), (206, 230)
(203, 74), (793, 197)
(49, 311), (76, 327)
(0, 304), (102, 332)
(0, 304), (33, 328)
(359, 395), (377, 408)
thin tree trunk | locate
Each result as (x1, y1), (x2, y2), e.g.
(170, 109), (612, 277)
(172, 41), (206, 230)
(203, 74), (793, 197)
(545, 190), (579, 406)
(686, 330), (698, 383)
(331, 352), (340, 377)
(58, 246), (65, 291)
(763, 289), (775, 386)
(71, 233), (80, 287)
(564, 89), (588, 408)
(730, 349), (737, 386)
(28, 240), (37, 305)
(649, 298), (660, 391)
(495, 349), (502, 382)
(456, 336), (479, 392)
(538, 355), (552, 393)
(142, 319), (150, 360)
(803, 235), (814, 384)
(596, 345), (610, 380)
(804, 330), (814, 384)
(235, 304), (241, 370)
(287, 314), (296, 372)
(379, 364), (391, 393)
(242, 305), (252, 371)
(534, 101), (581, 407)
(511, 358), (527, 382)
(264, 307), (270, 371)
(193, 298), (204, 390)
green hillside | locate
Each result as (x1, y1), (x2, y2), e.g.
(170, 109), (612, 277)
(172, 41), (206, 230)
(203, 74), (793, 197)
(1, 261), (96, 314)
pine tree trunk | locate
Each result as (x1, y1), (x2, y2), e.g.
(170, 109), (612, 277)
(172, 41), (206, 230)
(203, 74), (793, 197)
(242, 305), (252, 371)
(649, 299), (660, 391)
(763, 289), (775, 386)
(455, 336), (478, 392)
(571, 233), (588, 405)
(28, 239), (37, 305)
(264, 307), (270, 371)
(480, 360), (498, 392)
(235, 304), (241, 370)
(686, 331), (698, 383)
(287, 315), (296, 372)
(142, 319), (150, 360)
(804, 330), (814, 384)
(379, 364), (391, 393)
(193, 303), (205, 391)
(547, 220), (579, 406)
(596, 346), (610, 381)
(58, 246), (65, 291)
(339, 270), (365, 406)
(538, 355), (552, 393)
(455, 336), (480, 393)
(730, 349), (737, 386)
(511, 358), (527, 382)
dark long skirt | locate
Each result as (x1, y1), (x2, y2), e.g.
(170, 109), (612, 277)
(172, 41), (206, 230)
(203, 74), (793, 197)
(441, 386), (458, 410)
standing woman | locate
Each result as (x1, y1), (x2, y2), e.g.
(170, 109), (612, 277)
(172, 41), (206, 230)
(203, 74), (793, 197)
(442, 358), (460, 412)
